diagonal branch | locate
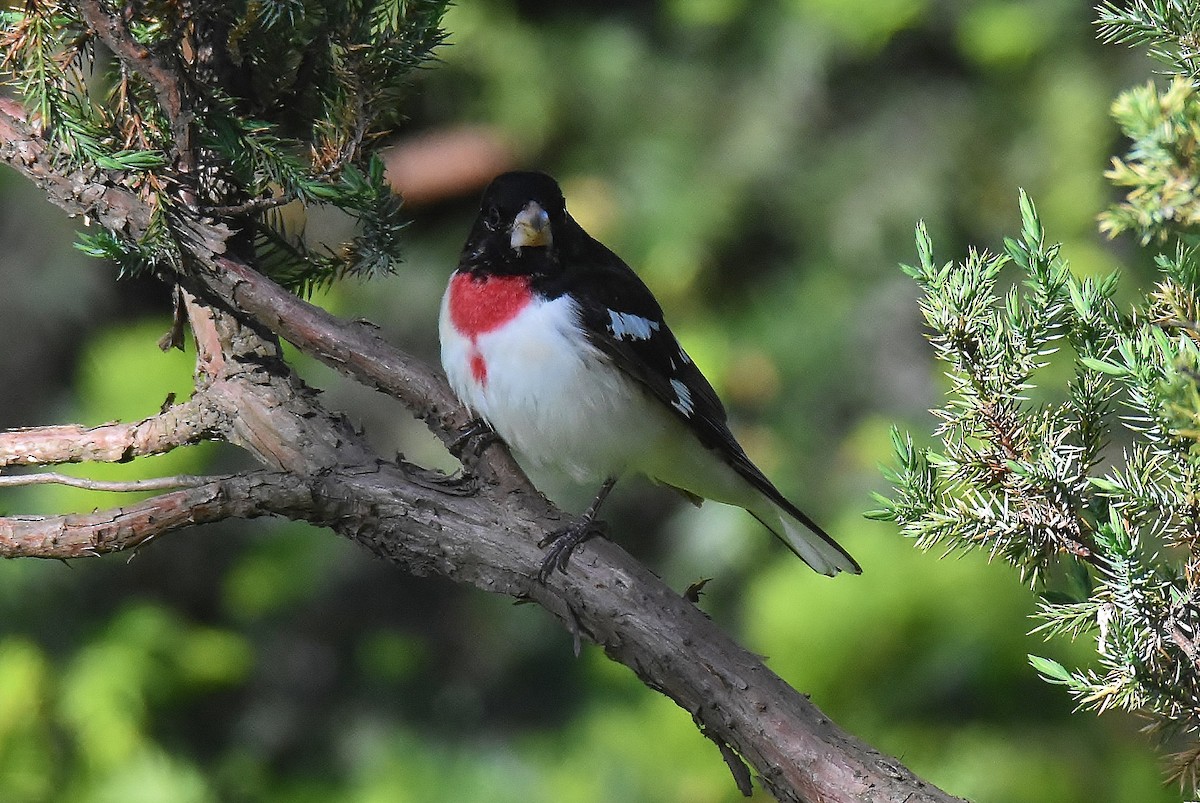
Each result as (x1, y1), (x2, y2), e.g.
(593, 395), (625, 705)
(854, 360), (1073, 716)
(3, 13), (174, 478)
(206, 256), (483, 459)
(0, 97), (156, 239)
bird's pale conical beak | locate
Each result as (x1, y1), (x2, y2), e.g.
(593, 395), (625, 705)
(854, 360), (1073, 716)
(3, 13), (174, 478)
(510, 201), (552, 249)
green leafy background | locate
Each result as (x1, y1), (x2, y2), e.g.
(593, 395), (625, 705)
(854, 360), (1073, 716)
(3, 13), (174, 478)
(0, 1), (1178, 801)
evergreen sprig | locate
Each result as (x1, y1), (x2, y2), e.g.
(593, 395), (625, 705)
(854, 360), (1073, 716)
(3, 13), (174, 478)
(876, 4), (1200, 790)
(871, 194), (1125, 580)
(1097, 0), (1200, 78)
(874, 189), (1200, 787)
(0, 0), (448, 290)
(1101, 78), (1200, 244)
(249, 154), (407, 295)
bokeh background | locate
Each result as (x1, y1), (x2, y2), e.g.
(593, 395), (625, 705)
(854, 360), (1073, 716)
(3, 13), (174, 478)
(0, 1), (1178, 801)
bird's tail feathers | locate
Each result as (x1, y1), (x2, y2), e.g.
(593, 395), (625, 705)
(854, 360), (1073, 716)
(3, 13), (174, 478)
(750, 502), (861, 577)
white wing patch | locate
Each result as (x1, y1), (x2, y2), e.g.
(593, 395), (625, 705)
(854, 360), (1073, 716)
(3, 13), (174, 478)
(608, 309), (660, 340)
(670, 378), (694, 415)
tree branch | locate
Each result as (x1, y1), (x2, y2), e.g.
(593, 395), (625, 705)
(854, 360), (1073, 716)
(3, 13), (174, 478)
(0, 100), (460, 436)
(0, 397), (220, 467)
(0, 471), (309, 558)
(205, 255), (486, 458)
(0, 97), (158, 240)
(0, 472), (219, 492)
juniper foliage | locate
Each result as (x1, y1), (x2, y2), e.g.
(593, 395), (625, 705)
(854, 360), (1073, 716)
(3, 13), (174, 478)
(0, 0), (447, 292)
(872, 2), (1200, 789)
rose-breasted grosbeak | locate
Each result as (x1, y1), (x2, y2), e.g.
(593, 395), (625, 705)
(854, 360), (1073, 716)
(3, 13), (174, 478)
(440, 171), (859, 579)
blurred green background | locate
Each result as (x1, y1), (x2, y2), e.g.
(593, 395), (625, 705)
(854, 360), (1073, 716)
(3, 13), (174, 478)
(0, 1), (1178, 801)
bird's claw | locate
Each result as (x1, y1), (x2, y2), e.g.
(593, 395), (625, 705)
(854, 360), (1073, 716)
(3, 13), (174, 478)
(537, 517), (608, 582)
(450, 418), (500, 459)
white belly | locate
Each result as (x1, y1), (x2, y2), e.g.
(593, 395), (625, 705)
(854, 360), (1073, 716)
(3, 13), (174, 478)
(440, 288), (671, 482)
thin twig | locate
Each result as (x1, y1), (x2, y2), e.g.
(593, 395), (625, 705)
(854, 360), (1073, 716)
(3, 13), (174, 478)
(201, 192), (295, 217)
(0, 472), (221, 492)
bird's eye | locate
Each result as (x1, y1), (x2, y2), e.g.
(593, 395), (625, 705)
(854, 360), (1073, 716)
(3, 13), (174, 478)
(483, 206), (502, 231)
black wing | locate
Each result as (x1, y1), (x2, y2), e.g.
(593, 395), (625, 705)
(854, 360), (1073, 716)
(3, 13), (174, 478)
(541, 232), (821, 527)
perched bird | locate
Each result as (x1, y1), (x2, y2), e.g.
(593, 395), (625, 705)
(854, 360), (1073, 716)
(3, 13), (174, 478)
(439, 171), (859, 580)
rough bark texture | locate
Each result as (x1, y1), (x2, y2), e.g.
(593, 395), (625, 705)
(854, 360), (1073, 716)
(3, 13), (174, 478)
(0, 38), (967, 803)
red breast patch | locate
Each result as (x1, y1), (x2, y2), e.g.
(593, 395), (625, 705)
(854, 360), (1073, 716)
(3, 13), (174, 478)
(448, 273), (533, 337)
(470, 352), (488, 384)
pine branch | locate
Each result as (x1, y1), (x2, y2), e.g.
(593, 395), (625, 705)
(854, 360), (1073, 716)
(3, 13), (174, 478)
(875, 9), (1200, 787)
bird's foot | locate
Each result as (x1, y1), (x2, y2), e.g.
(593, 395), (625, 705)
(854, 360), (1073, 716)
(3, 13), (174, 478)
(537, 517), (608, 582)
(449, 418), (500, 459)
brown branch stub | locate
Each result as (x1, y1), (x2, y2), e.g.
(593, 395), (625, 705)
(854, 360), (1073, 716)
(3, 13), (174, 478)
(0, 471), (309, 559)
(183, 287), (229, 382)
(0, 396), (220, 467)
